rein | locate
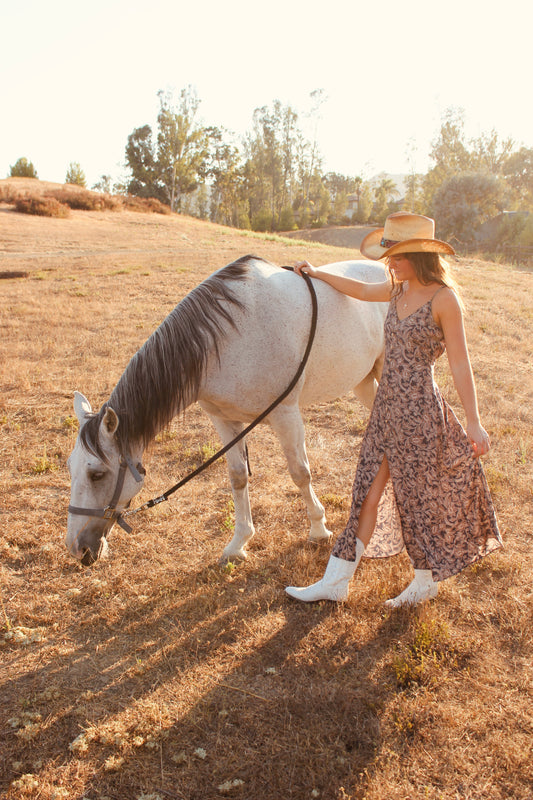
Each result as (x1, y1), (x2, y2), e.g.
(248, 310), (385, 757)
(123, 267), (318, 523)
(70, 267), (317, 533)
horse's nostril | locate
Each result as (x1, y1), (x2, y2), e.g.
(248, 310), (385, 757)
(81, 548), (96, 566)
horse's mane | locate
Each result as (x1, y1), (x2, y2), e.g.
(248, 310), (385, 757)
(80, 256), (260, 459)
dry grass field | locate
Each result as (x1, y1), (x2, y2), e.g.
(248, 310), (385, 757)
(1, 181), (532, 800)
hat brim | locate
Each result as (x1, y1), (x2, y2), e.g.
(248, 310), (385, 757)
(360, 229), (455, 260)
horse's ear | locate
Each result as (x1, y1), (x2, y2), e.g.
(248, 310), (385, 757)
(73, 391), (92, 424)
(100, 406), (119, 438)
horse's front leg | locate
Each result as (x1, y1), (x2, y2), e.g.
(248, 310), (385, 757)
(207, 414), (255, 562)
(268, 404), (332, 543)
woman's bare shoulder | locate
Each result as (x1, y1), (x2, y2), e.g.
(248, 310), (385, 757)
(433, 285), (461, 311)
(432, 286), (463, 328)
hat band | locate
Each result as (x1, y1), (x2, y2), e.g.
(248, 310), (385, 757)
(380, 237), (399, 248)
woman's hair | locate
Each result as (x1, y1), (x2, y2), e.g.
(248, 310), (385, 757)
(388, 252), (463, 305)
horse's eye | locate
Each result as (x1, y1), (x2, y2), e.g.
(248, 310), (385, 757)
(89, 471), (105, 482)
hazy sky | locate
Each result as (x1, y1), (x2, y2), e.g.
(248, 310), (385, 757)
(1, 0), (531, 189)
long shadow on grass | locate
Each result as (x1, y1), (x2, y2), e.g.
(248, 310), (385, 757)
(0, 545), (410, 800)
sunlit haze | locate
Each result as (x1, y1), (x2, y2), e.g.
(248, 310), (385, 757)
(1, 0), (531, 189)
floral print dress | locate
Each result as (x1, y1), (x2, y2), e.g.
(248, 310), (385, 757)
(332, 291), (502, 581)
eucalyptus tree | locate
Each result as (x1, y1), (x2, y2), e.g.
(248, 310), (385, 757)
(156, 87), (210, 211)
(125, 124), (163, 200)
(207, 127), (246, 227)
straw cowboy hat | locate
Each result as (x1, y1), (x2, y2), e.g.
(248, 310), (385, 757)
(360, 212), (455, 260)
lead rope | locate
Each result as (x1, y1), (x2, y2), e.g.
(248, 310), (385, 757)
(123, 267), (317, 521)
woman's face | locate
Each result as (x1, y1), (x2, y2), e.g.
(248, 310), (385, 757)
(388, 255), (415, 283)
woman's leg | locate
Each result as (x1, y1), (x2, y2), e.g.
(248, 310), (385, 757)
(358, 458), (438, 607)
(355, 457), (391, 547)
(285, 458), (391, 603)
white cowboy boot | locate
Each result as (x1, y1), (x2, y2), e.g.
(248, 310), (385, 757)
(285, 539), (365, 602)
(384, 569), (438, 608)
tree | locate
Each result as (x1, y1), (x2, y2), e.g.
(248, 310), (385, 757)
(244, 104), (284, 229)
(303, 89), (327, 204)
(403, 173), (425, 214)
(308, 172), (331, 227)
(372, 176), (400, 223)
(323, 172), (357, 223)
(92, 175), (113, 193)
(502, 147), (533, 209)
(404, 139), (425, 214)
(125, 125), (163, 201)
(348, 176), (372, 223)
(424, 108), (472, 209)
(207, 127), (245, 227)
(470, 130), (514, 175)
(156, 86), (210, 211)
(9, 157), (38, 178)
(65, 162), (86, 187)
(432, 172), (505, 243)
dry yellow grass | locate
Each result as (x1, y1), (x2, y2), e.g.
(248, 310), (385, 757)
(1, 187), (532, 800)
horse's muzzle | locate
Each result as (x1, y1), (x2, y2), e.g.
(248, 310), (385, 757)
(73, 525), (110, 565)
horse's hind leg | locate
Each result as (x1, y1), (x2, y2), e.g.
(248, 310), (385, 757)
(353, 371), (379, 410)
(207, 415), (255, 562)
(268, 404), (332, 543)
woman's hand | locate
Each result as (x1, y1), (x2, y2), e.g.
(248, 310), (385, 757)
(467, 420), (491, 457)
(294, 260), (319, 278)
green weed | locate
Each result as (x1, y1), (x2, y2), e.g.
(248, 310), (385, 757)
(200, 442), (218, 462)
(31, 448), (58, 474)
(393, 618), (456, 689)
(320, 493), (346, 510)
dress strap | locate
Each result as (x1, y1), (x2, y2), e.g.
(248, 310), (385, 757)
(430, 284), (449, 305)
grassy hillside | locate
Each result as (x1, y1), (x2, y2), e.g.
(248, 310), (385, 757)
(0, 203), (532, 800)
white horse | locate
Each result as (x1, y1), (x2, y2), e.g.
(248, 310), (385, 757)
(66, 256), (388, 565)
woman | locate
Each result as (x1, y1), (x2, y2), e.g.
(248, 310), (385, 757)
(286, 212), (502, 607)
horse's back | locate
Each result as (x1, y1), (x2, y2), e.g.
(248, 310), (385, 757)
(202, 258), (388, 412)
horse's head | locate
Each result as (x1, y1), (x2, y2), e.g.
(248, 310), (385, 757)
(66, 392), (145, 565)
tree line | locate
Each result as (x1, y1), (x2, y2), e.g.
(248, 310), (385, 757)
(9, 88), (533, 248)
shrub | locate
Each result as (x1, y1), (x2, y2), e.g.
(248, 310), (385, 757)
(278, 206), (297, 231)
(15, 196), (70, 218)
(251, 207), (273, 232)
(123, 195), (171, 214)
(47, 188), (121, 211)
(237, 212), (251, 230)
(47, 188), (103, 211)
(0, 184), (18, 204)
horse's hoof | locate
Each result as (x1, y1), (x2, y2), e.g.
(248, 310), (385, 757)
(219, 549), (248, 566)
(308, 529), (333, 543)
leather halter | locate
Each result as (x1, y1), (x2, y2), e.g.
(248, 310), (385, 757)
(68, 452), (145, 534)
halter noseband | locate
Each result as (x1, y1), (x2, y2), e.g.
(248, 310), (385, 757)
(68, 452), (145, 534)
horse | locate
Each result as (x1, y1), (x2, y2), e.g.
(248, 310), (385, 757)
(66, 255), (388, 566)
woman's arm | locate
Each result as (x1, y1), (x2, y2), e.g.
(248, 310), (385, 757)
(433, 289), (491, 457)
(294, 260), (392, 302)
